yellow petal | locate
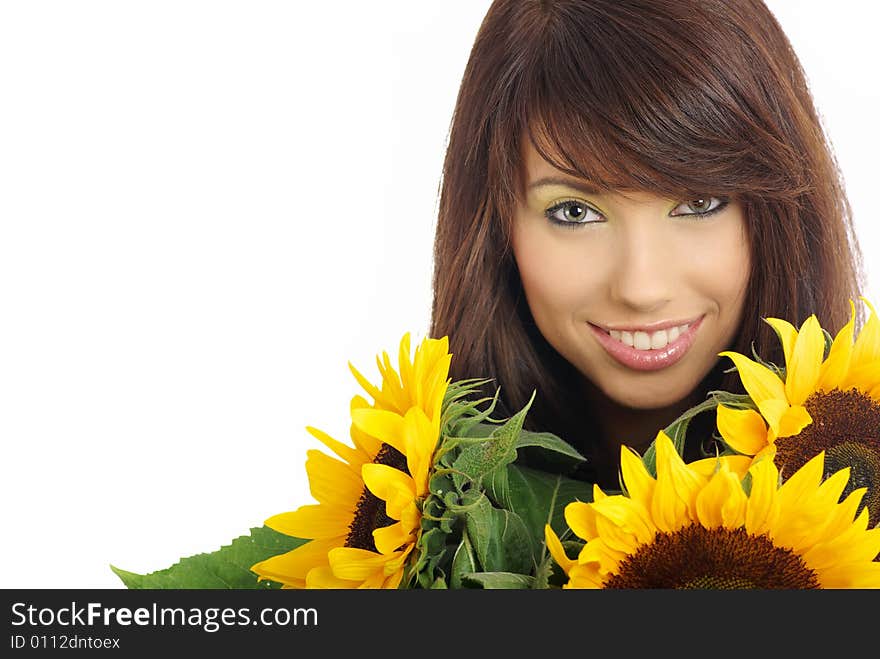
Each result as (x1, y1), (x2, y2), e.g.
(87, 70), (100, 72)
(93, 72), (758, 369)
(744, 456), (780, 536)
(764, 316), (798, 373)
(361, 463), (415, 520)
(594, 513), (643, 554)
(304, 449), (364, 507)
(783, 315), (824, 406)
(755, 399), (811, 440)
(577, 536), (627, 573)
(327, 547), (394, 581)
(401, 406), (438, 495)
(396, 333), (414, 398)
(348, 396), (384, 456)
(590, 496), (655, 545)
(545, 524), (576, 573)
(351, 407), (407, 455)
(689, 454), (753, 480)
(348, 362), (383, 406)
(772, 452), (829, 550)
(565, 501), (600, 542)
(695, 467), (747, 529)
(816, 300), (855, 392)
(305, 425), (367, 468)
(719, 350), (786, 405)
(716, 405), (770, 456)
(266, 504), (352, 540)
(566, 563), (604, 589)
(381, 569), (406, 589)
(802, 504), (879, 569)
(619, 444), (656, 508)
(652, 434), (704, 527)
(372, 521), (413, 555)
(841, 360), (880, 394)
(818, 561), (880, 589)
(776, 404), (813, 439)
(305, 565), (360, 589)
(817, 488), (870, 541)
(250, 537), (340, 586)
(851, 297), (880, 365)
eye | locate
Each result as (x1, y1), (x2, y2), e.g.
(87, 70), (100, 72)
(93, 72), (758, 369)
(670, 197), (727, 217)
(546, 200), (603, 227)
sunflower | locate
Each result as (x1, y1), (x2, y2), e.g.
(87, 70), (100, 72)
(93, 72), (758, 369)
(349, 331), (451, 421)
(716, 297), (880, 527)
(250, 333), (451, 588)
(544, 432), (880, 588)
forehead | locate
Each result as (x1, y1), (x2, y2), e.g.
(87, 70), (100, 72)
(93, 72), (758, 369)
(519, 136), (638, 199)
(517, 130), (634, 196)
(520, 135), (563, 180)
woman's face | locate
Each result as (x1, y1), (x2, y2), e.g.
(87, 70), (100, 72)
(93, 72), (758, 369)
(512, 141), (751, 410)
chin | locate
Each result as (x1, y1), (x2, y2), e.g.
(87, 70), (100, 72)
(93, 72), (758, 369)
(603, 383), (695, 412)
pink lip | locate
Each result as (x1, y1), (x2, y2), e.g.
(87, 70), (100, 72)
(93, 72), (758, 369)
(597, 316), (702, 333)
(589, 316), (704, 372)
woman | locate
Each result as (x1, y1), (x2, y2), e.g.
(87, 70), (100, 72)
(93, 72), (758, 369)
(429, 0), (865, 488)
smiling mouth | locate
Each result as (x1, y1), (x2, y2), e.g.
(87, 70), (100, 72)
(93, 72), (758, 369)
(588, 317), (704, 372)
(602, 322), (693, 351)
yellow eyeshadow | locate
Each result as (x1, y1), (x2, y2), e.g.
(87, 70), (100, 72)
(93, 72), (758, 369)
(530, 184), (590, 199)
(529, 186), (603, 215)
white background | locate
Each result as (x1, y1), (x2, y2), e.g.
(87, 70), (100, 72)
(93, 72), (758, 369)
(1, 1), (877, 588)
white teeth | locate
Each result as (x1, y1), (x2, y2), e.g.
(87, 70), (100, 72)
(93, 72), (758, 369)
(633, 331), (651, 350)
(650, 330), (668, 349)
(605, 323), (690, 351)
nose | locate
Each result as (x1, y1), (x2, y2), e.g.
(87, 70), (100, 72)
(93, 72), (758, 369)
(608, 225), (674, 312)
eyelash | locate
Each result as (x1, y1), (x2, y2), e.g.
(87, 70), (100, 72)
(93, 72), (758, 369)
(545, 197), (730, 229)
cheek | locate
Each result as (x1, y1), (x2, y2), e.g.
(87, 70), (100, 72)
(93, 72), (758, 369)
(512, 226), (597, 319)
(687, 224), (751, 312)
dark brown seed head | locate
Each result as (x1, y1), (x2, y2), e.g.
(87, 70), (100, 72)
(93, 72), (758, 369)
(345, 443), (409, 551)
(604, 525), (820, 589)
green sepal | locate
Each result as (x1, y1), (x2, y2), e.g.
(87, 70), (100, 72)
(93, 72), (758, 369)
(441, 378), (501, 438)
(110, 525), (307, 589)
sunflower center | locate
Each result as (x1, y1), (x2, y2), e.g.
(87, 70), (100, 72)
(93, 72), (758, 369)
(774, 387), (880, 527)
(345, 443), (409, 552)
(603, 525), (820, 589)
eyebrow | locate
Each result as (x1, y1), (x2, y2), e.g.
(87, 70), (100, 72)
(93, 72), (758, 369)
(527, 176), (601, 195)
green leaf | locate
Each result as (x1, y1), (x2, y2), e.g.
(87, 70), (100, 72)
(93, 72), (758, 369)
(110, 526), (307, 589)
(463, 493), (534, 575)
(486, 464), (593, 558)
(449, 534), (479, 589)
(515, 427), (586, 464)
(451, 393), (533, 485)
(459, 572), (535, 589)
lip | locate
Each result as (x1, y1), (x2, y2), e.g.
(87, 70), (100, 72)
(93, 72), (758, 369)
(595, 316), (703, 333)
(588, 315), (704, 372)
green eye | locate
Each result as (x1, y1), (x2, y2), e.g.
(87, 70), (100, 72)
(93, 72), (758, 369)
(671, 197), (728, 217)
(688, 199), (713, 213)
(546, 200), (603, 227)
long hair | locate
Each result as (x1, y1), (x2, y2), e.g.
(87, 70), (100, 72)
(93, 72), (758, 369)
(429, 0), (864, 443)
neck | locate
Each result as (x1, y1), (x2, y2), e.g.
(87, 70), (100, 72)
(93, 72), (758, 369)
(578, 380), (702, 489)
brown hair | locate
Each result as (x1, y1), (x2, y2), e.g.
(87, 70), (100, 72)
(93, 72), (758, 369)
(429, 0), (864, 447)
